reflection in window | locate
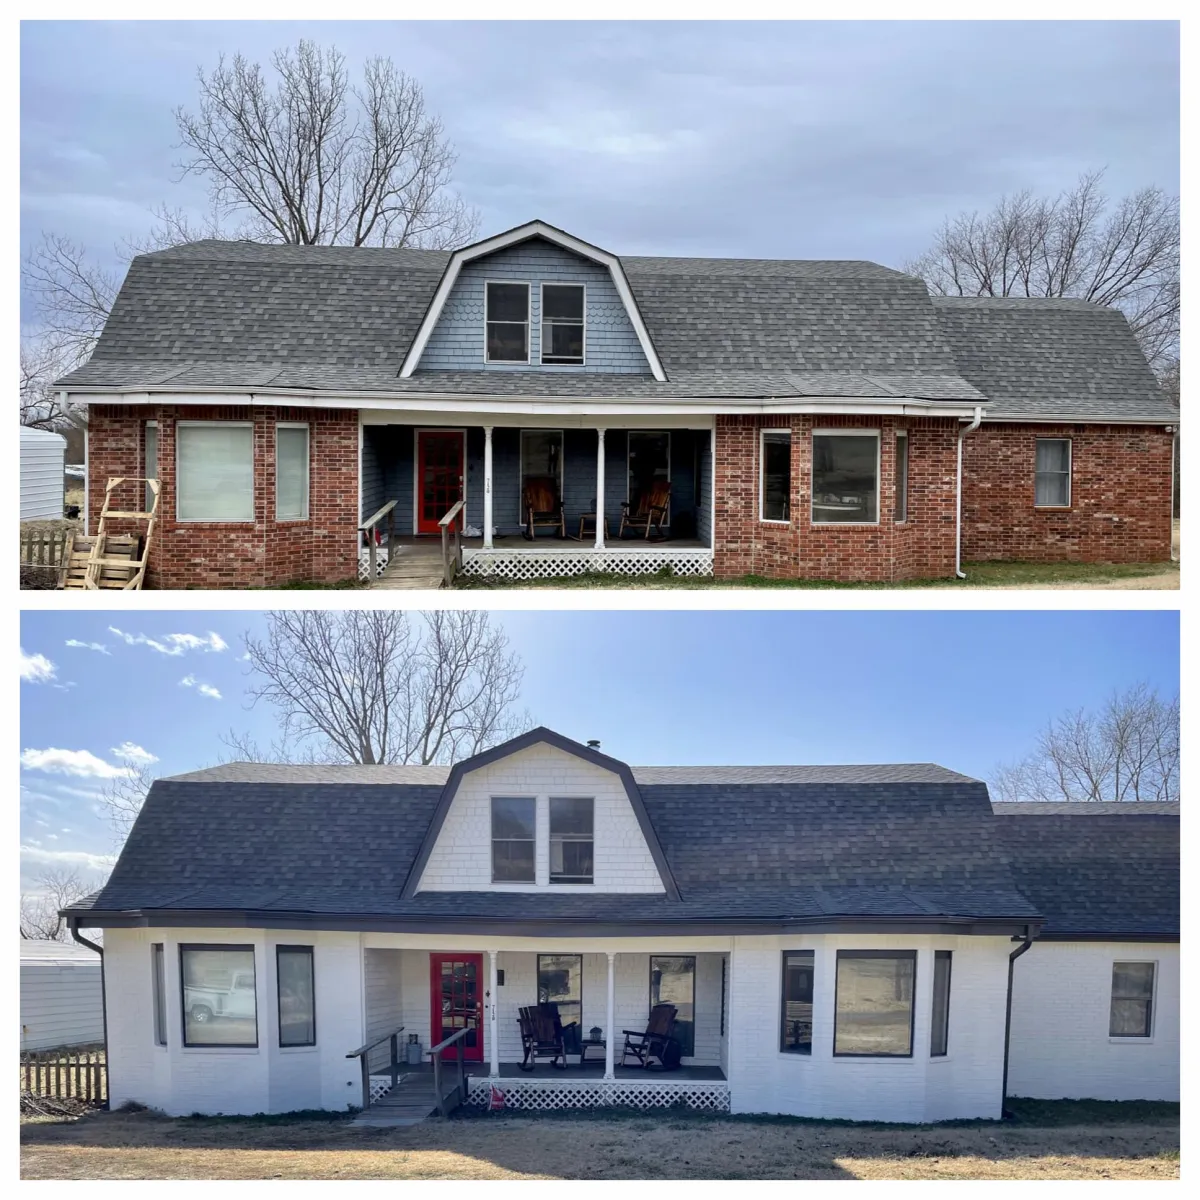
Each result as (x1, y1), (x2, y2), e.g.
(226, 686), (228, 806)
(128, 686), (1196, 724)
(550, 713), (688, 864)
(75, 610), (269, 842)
(541, 284), (585, 364)
(780, 951), (814, 1054)
(486, 282), (530, 362)
(549, 797), (593, 883)
(152, 943), (167, 1046)
(834, 950), (915, 1057)
(651, 956), (695, 1056)
(277, 946), (316, 1047)
(812, 433), (879, 523)
(491, 796), (536, 882)
(1109, 962), (1155, 1037)
(180, 945), (257, 1047)
(762, 431), (792, 521)
(930, 951), (951, 1056)
(538, 954), (582, 1032)
(628, 431), (671, 518)
(521, 430), (563, 504)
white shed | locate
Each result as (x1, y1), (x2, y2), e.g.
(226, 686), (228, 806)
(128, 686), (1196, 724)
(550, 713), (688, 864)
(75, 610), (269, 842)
(20, 939), (104, 1051)
(20, 427), (66, 520)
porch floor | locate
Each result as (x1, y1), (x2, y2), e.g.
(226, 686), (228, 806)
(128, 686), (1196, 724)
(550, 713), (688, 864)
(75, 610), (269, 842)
(388, 1061), (725, 1081)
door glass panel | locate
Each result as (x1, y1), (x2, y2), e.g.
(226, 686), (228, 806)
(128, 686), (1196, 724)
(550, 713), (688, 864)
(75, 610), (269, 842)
(440, 958), (478, 1050)
(420, 435), (463, 527)
(650, 955), (695, 1056)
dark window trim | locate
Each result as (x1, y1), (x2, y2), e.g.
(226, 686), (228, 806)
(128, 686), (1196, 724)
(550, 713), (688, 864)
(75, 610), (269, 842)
(536, 953), (583, 1021)
(151, 942), (167, 1047)
(276, 944), (316, 1048)
(720, 956), (727, 1038)
(490, 795), (536, 884)
(779, 949), (814, 1056)
(649, 954), (696, 1057)
(833, 949), (917, 1059)
(1109, 960), (1156, 1039)
(179, 943), (258, 1049)
(930, 950), (951, 1057)
(548, 795), (595, 884)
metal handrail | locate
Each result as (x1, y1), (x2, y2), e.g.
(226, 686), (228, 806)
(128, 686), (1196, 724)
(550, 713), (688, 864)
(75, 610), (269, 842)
(359, 500), (398, 583)
(427, 1022), (474, 1117)
(345, 1024), (405, 1111)
(439, 499), (465, 588)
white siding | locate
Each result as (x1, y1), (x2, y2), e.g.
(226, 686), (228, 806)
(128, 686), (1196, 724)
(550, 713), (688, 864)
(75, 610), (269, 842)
(20, 961), (104, 1051)
(20, 427), (66, 520)
(1007, 941), (1179, 1101)
(418, 742), (664, 893)
(362, 950), (405, 1072)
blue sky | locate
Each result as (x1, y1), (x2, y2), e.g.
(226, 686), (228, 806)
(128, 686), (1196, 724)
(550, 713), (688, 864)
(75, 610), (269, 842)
(20, 19), (1179, 326)
(19, 609), (1179, 892)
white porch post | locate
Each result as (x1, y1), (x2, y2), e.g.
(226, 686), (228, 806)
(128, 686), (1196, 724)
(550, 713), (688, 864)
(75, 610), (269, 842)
(595, 428), (606, 551)
(604, 951), (616, 1079)
(488, 949), (500, 1078)
(483, 426), (494, 550)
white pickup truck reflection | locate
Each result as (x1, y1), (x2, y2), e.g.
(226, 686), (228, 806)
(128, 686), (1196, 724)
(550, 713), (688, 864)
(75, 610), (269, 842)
(184, 971), (256, 1024)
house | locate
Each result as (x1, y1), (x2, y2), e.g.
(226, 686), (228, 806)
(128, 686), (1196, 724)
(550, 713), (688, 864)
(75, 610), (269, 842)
(55, 220), (1175, 588)
(19, 427), (66, 521)
(60, 728), (1179, 1121)
(20, 938), (105, 1051)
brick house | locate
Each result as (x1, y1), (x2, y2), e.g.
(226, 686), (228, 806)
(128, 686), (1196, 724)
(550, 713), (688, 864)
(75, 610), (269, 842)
(57, 221), (1176, 588)
(64, 728), (1178, 1121)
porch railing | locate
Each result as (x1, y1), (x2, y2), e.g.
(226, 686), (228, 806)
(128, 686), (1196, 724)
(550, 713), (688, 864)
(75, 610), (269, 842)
(345, 1024), (404, 1111)
(359, 501), (397, 582)
(439, 499), (465, 588)
(428, 1022), (474, 1117)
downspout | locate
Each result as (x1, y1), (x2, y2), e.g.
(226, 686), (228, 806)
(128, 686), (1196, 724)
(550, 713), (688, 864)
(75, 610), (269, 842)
(1001, 924), (1034, 1118)
(70, 920), (109, 1109)
(955, 406), (983, 578)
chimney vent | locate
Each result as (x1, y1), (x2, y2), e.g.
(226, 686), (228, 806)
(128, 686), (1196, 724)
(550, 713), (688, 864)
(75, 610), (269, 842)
(587, 739), (601, 750)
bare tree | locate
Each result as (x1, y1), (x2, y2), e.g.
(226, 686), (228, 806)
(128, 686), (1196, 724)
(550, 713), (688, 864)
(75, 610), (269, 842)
(230, 610), (529, 766)
(907, 170), (1180, 375)
(19, 869), (94, 942)
(20, 336), (80, 429)
(992, 683), (1179, 804)
(99, 761), (157, 846)
(174, 40), (478, 250)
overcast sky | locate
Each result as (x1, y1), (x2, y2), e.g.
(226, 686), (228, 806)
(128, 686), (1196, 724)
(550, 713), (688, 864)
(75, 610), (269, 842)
(20, 19), (1179, 327)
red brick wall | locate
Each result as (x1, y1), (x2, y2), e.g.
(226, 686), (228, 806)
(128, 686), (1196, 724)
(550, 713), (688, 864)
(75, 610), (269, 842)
(961, 423), (1174, 563)
(713, 414), (958, 582)
(87, 404), (359, 588)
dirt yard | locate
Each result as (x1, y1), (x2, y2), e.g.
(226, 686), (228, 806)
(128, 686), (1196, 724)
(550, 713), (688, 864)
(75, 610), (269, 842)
(20, 1104), (1179, 1181)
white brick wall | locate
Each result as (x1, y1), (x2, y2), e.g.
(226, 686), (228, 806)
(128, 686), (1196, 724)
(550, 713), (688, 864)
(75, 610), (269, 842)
(418, 742), (664, 893)
(1007, 941), (1179, 1101)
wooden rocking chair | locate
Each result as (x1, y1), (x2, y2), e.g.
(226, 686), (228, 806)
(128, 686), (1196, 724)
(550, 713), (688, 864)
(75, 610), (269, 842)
(619, 478), (670, 540)
(517, 1005), (568, 1070)
(621, 1003), (677, 1069)
(522, 476), (566, 540)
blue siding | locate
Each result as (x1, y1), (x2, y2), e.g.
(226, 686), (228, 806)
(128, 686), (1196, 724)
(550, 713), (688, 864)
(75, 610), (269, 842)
(696, 430), (713, 546)
(420, 239), (651, 374)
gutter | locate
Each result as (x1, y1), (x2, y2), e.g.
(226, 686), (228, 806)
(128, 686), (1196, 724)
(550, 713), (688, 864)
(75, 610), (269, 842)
(1001, 923), (1035, 1117)
(69, 919), (109, 1109)
(955, 406), (984, 578)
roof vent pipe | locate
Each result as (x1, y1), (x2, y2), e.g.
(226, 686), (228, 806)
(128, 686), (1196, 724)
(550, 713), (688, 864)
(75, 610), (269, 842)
(587, 740), (601, 750)
(955, 406), (984, 579)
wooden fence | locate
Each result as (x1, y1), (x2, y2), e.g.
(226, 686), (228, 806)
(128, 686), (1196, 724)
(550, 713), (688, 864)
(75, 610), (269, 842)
(19, 521), (77, 571)
(20, 1048), (107, 1106)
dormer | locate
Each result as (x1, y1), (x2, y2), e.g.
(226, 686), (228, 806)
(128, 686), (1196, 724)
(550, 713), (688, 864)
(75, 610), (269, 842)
(404, 728), (677, 897)
(401, 220), (666, 380)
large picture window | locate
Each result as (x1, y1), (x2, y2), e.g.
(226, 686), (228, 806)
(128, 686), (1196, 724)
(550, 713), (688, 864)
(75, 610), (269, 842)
(833, 950), (915, 1057)
(761, 430), (792, 522)
(650, 956), (696, 1056)
(1109, 962), (1155, 1038)
(538, 954), (582, 1031)
(780, 950), (814, 1055)
(180, 945), (257, 1047)
(152, 942), (167, 1046)
(176, 423), (254, 522)
(930, 951), (951, 1057)
(1035, 438), (1072, 507)
(549, 797), (593, 883)
(491, 796), (536, 882)
(541, 283), (585, 365)
(812, 432), (879, 523)
(486, 282), (530, 363)
(277, 946), (316, 1047)
(276, 425), (310, 521)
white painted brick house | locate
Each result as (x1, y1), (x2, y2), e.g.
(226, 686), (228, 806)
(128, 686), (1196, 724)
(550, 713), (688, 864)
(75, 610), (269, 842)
(64, 729), (1179, 1121)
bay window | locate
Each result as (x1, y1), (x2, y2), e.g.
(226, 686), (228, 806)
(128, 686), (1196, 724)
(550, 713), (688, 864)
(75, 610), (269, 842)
(277, 945), (316, 1047)
(180, 945), (257, 1047)
(833, 949), (915, 1057)
(176, 423), (253, 522)
(812, 431), (879, 523)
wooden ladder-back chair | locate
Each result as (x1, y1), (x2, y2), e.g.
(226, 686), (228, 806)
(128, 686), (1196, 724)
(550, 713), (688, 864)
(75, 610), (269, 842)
(619, 478), (670, 540)
(621, 1003), (677, 1068)
(517, 1005), (568, 1070)
(522, 476), (566, 540)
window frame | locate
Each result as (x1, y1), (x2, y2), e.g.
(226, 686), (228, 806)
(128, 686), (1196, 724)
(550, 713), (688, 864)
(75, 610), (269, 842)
(894, 431), (909, 523)
(1034, 437), (1073, 509)
(178, 943), (258, 1049)
(539, 282), (586, 366)
(1109, 960), (1156, 1040)
(175, 420), (255, 524)
(490, 795), (537, 884)
(649, 955), (696, 1057)
(144, 420), (158, 514)
(759, 428), (792, 524)
(811, 428), (882, 527)
(779, 949), (815, 1056)
(151, 942), (167, 1047)
(832, 949), (917, 1059)
(548, 795), (595, 885)
(275, 422), (311, 522)
(519, 429), (565, 515)
(276, 944), (316, 1048)
(930, 950), (951, 1057)
(484, 280), (531, 365)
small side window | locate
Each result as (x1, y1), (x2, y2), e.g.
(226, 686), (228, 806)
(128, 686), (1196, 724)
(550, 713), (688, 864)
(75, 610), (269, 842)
(894, 432), (909, 522)
(761, 431), (792, 522)
(152, 943), (167, 1046)
(1034, 438), (1071, 507)
(1109, 962), (1155, 1038)
(930, 951), (951, 1056)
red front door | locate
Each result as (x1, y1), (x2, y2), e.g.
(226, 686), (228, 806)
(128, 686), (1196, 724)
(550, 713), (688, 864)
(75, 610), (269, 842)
(430, 953), (484, 1061)
(417, 431), (465, 535)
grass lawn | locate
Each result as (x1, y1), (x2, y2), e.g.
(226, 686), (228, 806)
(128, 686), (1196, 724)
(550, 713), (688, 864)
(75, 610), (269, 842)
(20, 1099), (1179, 1180)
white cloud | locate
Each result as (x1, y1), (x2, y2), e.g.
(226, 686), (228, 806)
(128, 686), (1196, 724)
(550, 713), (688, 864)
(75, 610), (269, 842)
(180, 675), (222, 700)
(20, 649), (56, 683)
(111, 741), (159, 766)
(108, 627), (228, 656)
(20, 844), (116, 873)
(20, 747), (135, 779)
(65, 640), (111, 655)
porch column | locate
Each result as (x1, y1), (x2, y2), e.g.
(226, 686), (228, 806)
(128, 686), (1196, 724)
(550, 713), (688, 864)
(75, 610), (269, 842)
(488, 948), (500, 1078)
(595, 428), (606, 551)
(604, 952), (616, 1079)
(483, 426), (494, 550)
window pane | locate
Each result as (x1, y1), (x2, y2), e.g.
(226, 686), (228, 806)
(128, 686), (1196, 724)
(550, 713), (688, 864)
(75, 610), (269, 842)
(544, 322), (584, 362)
(781, 951), (813, 1054)
(277, 947), (315, 1047)
(144, 424), (158, 512)
(492, 797), (535, 839)
(543, 284), (584, 321)
(486, 322), (528, 362)
(177, 425), (254, 521)
(834, 951), (915, 1056)
(812, 435), (879, 523)
(181, 946), (257, 1046)
(762, 431), (791, 521)
(1035, 438), (1070, 473)
(276, 427), (309, 520)
(1109, 962), (1154, 1037)
(550, 838), (594, 881)
(486, 282), (529, 322)
(152, 943), (166, 1046)
(651, 956), (695, 1056)
(492, 839), (535, 882)
(628, 432), (671, 515)
(521, 431), (563, 485)
(895, 434), (909, 522)
(550, 797), (593, 836)
(1035, 439), (1071, 506)
(930, 951), (951, 1056)
(538, 954), (582, 1030)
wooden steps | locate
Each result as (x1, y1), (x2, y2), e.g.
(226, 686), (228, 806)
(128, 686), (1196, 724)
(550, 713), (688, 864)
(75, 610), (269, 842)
(370, 542), (446, 590)
(63, 477), (159, 591)
(352, 1074), (437, 1127)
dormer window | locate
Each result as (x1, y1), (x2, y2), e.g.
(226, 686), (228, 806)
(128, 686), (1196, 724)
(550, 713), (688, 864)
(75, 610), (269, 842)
(549, 797), (594, 883)
(485, 282), (530, 363)
(492, 796), (536, 881)
(541, 284), (585, 365)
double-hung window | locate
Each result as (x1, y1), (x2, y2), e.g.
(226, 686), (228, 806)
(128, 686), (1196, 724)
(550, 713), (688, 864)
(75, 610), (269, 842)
(541, 284), (585, 365)
(491, 796), (536, 882)
(277, 945), (316, 1047)
(549, 797), (594, 883)
(276, 425), (310, 521)
(833, 950), (916, 1057)
(1109, 962), (1155, 1037)
(1035, 438), (1072, 507)
(761, 430), (792, 522)
(176, 423), (254, 522)
(812, 431), (880, 523)
(486, 282), (530, 363)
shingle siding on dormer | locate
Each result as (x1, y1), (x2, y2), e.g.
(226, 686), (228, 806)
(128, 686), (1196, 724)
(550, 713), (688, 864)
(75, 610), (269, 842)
(419, 239), (652, 374)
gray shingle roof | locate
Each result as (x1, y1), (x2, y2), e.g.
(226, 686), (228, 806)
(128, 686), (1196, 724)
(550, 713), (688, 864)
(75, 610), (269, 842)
(992, 803), (1178, 939)
(54, 234), (1169, 421)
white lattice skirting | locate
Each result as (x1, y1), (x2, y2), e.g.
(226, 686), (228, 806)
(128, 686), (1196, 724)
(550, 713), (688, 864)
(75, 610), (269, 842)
(357, 546), (391, 582)
(461, 549), (714, 581)
(368, 1074), (404, 1103)
(466, 1077), (731, 1112)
